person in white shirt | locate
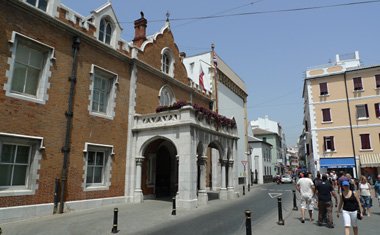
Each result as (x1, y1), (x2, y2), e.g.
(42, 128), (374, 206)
(359, 176), (372, 216)
(296, 172), (315, 223)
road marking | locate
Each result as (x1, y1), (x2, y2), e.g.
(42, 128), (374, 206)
(268, 193), (283, 198)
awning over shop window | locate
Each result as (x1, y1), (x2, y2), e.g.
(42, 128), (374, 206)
(320, 157), (355, 168)
(360, 153), (380, 167)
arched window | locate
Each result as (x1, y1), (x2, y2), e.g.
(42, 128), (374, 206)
(99, 18), (112, 45)
(161, 48), (174, 76)
(159, 86), (175, 106)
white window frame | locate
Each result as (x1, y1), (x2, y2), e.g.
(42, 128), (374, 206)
(98, 17), (113, 45)
(161, 48), (175, 77)
(0, 132), (43, 197)
(324, 136), (335, 152)
(5, 32), (54, 104)
(25, 0), (48, 11)
(88, 65), (118, 120)
(82, 142), (114, 191)
(158, 85), (175, 106)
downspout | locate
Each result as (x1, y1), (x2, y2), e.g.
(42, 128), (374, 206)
(343, 72), (358, 178)
(59, 36), (80, 213)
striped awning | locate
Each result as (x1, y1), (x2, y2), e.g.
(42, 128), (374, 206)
(360, 153), (380, 167)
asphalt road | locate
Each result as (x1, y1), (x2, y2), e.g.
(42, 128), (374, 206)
(142, 183), (294, 235)
(0, 183), (296, 235)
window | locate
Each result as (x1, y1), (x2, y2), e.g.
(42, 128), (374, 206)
(89, 66), (117, 119)
(356, 104), (369, 119)
(353, 77), (363, 91)
(322, 108), (331, 122)
(360, 134), (371, 150)
(5, 32), (54, 104)
(84, 143), (113, 189)
(161, 48), (174, 76)
(162, 53), (170, 74)
(375, 103), (380, 118)
(98, 18), (112, 45)
(190, 62), (195, 74)
(324, 136), (335, 151)
(319, 82), (328, 95)
(0, 133), (43, 196)
(26, 0), (48, 11)
(376, 75), (380, 88)
(159, 85), (175, 106)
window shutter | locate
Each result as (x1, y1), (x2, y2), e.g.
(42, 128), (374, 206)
(319, 83), (328, 95)
(365, 104), (369, 117)
(322, 109), (331, 122)
(331, 137), (335, 150)
(375, 103), (380, 117)
(360, 134), (370, 149)
(376, 75), (380, 88)
(353, 77), (362, 90)
(323, 137), (327, 151)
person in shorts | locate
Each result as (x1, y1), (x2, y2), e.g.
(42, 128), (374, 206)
(297, 172), (315, 223)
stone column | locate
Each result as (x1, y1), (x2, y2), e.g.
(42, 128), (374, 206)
(220, 159), (228, 200)
(133, 156), (144, 203)
(227, 159), (235, 199)
(198, 155), (208, 206)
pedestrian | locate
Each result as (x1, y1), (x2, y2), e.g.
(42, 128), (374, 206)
(374, 175), (380, 207)
(313, 172), (322, 209)
(296, 172), (315, 223)
(338, 171), (348, 194)
(315, 174), (338, 228)
(359, 176), (372, 216)
(336, 181), (363, 235)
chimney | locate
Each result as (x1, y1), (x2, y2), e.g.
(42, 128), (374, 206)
(133, 11), (147, 47)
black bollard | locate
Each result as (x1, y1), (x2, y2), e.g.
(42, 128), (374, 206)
(111, 208), (119, 233)
(292, 190), (298, 211)
(277, 197), (284, 225)
(171, 197), (176, 215)
(248, 184), (250, 192)
(245, 210), (252, 235)
(243, 185), (245, 196)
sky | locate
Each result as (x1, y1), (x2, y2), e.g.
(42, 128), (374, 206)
(61, 0), (380, 146)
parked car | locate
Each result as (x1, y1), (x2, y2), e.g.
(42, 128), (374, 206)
(281, 174), (293, 184)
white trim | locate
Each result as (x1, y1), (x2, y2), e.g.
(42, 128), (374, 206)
(88, 64), (118, 120)
(312, 123), (380, 131)
(83, 142), (115, 155)
(5, 31), (54, 104)
(310, 94), (380, 105)
(0, 132), (45, 150)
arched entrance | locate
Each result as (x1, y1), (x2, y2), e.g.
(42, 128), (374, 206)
(142, 138), (178, 199)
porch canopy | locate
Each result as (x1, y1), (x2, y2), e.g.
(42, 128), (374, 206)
(320, 157), (355, 169)
(360, 153), (380, 167)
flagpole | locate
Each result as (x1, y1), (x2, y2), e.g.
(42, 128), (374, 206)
(211, 43), (218, 114)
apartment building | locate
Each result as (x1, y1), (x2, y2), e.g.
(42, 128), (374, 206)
(251, 116), (286, 177)
(303, 52), (380, 178)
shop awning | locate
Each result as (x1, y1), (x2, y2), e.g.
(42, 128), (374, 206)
(360, 153), (380, 167)
(320, 157), (355, 168)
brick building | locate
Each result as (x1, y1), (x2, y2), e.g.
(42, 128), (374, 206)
(0, 0), (238, 223)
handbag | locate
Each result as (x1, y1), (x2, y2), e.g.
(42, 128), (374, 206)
(357, 211), (362, 220)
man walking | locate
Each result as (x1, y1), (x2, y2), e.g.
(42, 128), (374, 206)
(316, 174), (338, 228)
(296, 172), (315, 223)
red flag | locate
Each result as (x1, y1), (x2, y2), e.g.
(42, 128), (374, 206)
(199, 65), (205, 91)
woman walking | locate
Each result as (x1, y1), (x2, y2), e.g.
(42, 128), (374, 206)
(337, 181), (363, 235)
(359, 176), (372, 216)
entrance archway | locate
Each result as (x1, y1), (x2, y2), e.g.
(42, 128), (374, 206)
(141, 138), (178, 199)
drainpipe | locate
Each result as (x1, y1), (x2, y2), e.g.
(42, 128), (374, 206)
(343, 72), (358, 178)
(59, 36), (80, 213)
